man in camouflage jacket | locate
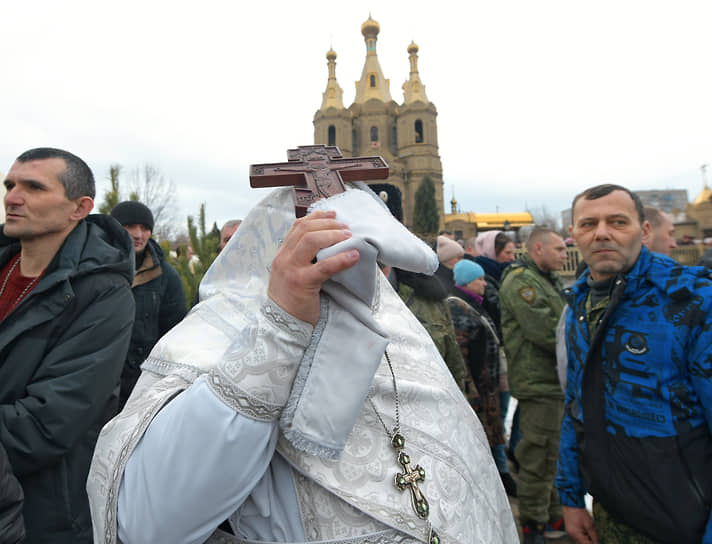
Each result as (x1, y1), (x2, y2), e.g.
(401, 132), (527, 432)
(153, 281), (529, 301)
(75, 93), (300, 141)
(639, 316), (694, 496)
(500, 227), (567, 543)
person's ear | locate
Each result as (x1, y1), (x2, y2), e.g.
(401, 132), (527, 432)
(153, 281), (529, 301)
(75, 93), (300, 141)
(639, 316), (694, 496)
(70, 196), (94, 221)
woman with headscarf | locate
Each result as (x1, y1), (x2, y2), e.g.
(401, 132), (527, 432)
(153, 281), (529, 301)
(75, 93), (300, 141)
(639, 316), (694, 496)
(447, 260), (516, 496)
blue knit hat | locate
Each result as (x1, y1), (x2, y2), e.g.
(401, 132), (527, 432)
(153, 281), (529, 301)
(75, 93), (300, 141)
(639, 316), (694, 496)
(454, 260), (485, 286)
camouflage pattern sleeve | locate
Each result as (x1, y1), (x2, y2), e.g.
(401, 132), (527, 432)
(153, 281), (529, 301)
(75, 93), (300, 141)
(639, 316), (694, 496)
(500, 273), (562, 354)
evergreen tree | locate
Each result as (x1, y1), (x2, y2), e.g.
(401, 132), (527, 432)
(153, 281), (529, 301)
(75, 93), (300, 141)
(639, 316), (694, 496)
(98, 165), (122, 214)
(173, 203), (219, 307)
(412, 175), (439, 235)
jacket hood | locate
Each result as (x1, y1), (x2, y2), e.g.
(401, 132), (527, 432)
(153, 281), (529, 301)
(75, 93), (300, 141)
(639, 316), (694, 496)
(396, 267), (448, 300)
(474, 255), (510, 282)
(73, 215), (134, 283)
(0, 214), (134, 286)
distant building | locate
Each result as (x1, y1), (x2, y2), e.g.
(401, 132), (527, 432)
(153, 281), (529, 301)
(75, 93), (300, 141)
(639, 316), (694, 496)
(313, 15), (444, 229)
(635, 189), (688, 215)
(444, 196), (533, 241)
(561, 208), (572, 230)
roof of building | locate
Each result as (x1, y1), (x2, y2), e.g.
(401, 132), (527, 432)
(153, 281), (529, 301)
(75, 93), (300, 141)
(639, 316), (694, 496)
(445, 211), (533, 228)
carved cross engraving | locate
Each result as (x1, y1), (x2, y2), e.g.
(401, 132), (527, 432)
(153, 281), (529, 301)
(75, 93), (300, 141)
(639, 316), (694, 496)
(394, 449), (430, 520)
(249, 145), (389, 216)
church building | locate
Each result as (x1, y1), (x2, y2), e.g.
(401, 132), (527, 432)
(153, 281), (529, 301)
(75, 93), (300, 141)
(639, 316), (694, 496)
(313, 15), (444, 228)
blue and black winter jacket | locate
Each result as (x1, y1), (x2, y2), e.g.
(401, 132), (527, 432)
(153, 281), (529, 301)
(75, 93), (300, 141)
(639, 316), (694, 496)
(556, 246), (712, 543)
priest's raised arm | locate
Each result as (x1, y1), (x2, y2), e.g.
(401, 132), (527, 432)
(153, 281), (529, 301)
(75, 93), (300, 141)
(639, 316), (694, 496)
(88, 183), (518, 544)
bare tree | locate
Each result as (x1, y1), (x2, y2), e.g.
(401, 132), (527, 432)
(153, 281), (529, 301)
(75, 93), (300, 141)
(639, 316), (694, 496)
(126, 164), (178, 240)
(528, 205), (561, 229)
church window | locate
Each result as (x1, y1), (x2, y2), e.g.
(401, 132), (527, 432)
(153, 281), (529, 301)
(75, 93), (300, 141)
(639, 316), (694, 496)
(391, 125), (398, 154)
(415, 120), (424, 143)
(370, 126), (379, 142)
(369, 74), (376, 88)
(328, 125), (336, 146)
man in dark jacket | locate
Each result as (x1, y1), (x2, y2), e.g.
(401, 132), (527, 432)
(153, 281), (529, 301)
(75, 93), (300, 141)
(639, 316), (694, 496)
(0, 441), (24, 544)
(0, 147), (135, 543)
(111, 201), (187, 408)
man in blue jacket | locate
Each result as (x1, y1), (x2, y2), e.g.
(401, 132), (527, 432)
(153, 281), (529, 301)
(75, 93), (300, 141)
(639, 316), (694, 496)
(0, 147), (135, 543)
(110, 201), (187, 408)
(557, 183), (712, 544)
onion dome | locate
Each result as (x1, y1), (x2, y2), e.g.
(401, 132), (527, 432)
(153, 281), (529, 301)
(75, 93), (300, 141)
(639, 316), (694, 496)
(361, 14), (380, 37)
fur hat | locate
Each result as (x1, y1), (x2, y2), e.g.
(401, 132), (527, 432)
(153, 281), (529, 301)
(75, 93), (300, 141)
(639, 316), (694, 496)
(111, 201), (154, 231)
(437, 235), (464, 263)
(454, 260), (485, 286)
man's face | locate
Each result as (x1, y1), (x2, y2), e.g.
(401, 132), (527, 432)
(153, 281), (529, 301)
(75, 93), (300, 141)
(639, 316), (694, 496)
(571, 190), (648, 281)
(3, 158), (81, 241)
(219, 224), (239, 252)
(536, 233), (567, 272)
(644, 214), (677, 256)
(123, 224), (151, 254)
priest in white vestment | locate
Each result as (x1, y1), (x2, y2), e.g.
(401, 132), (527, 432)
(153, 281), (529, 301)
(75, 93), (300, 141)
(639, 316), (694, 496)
(87, 184), (518, 544)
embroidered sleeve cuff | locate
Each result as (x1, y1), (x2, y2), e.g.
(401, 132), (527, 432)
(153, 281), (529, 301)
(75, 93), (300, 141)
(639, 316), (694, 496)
(207, 298), (315, 422)
(261, 298), (313, 347)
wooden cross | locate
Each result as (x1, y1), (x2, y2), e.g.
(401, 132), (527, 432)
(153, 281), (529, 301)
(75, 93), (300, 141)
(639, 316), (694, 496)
(249, 145), (390, 217)
(394, 448), (430, 520)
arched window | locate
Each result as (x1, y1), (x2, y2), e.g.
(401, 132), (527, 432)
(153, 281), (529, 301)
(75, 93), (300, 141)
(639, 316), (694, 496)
(370, 126), (379, 142)
(391, 125), (398, 154)
(415, 120), (424, 143)
(369, 74), (376, 88)
(328, 125), (336, 146)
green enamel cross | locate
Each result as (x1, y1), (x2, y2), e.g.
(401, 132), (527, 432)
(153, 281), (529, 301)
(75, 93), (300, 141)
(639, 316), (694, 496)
(392, 433), (430, 520)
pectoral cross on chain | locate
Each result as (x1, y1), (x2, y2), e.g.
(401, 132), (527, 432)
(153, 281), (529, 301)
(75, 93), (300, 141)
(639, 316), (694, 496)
(391, 434), (441, 544)
(249, 145), (389, 217)
(392, 434), (430, 519)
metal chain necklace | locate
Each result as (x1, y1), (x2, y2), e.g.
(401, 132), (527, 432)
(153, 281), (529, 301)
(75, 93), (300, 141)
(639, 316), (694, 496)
(368, 350), (441, 544)
(0, 256), (41, 311)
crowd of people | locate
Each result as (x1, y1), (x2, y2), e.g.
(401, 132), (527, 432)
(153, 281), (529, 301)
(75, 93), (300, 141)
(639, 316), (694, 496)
(1, 147), (711, 544)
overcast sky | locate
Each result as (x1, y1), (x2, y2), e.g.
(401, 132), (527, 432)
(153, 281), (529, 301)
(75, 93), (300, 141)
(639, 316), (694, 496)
(2, 0), (711, 230)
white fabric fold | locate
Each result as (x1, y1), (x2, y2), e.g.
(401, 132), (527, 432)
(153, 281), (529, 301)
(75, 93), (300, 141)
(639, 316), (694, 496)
(279, 186), (437, 459)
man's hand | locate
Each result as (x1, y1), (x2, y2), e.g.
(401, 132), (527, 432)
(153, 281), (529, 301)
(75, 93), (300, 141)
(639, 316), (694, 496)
(563, 505), (598, 544)
(268, 210), (358, 325)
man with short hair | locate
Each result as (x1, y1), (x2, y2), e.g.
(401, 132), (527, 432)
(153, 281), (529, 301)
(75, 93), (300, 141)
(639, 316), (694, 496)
(463, 236), (478, 259)
(218, 219), (242, 253)
(557, 184), (712, 543)
(642, 206), (677, 256)
(0, 147), (135, 543)
(500, 227), (567, 543)
(110, 201), (187, 408)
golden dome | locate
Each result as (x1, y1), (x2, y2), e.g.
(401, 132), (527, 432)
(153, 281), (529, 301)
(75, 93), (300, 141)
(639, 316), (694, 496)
(408, 41), (419, 54)
(361, 14), (380, 37)
(326, 48), (337, 61)
(694, 185), (712, 205)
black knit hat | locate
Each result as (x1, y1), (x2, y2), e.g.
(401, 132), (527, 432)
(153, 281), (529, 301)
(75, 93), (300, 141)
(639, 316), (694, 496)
(110, 201), (154, 231)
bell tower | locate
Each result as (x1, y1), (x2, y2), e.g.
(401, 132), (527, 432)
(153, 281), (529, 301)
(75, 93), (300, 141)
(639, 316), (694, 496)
(313, 15), (444, 229)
